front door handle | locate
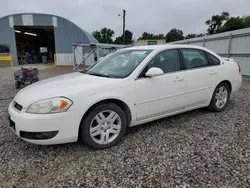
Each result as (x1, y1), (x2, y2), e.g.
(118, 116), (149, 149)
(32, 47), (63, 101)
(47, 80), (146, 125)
(174, 77), (184, 82)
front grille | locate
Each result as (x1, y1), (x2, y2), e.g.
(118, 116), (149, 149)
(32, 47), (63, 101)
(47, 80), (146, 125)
(14, 101), (23, 111)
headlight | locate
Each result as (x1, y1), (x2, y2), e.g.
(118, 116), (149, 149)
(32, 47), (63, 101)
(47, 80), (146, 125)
(26, 97), (73, 114)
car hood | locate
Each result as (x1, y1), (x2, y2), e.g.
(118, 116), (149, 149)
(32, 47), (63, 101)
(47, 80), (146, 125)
(14, 72), (117, 108)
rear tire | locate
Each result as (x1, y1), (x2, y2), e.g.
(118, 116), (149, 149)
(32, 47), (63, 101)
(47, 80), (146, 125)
(80, 103), (127, 150)
(208, 83), (230, 112)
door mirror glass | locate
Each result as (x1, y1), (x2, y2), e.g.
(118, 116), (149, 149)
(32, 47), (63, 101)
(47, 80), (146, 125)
(145, 67), (164, 77)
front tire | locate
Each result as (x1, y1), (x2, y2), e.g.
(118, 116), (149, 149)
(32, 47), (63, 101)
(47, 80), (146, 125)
(208, 83), (230, 112)
(80, 103), (127, 149)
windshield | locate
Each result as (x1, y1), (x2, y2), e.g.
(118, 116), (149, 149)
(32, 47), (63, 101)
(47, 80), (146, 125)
(85, 49), (153, 78)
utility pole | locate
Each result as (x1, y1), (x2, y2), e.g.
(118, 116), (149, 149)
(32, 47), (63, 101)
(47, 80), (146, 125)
(122, 9), (126, 45)
(119, 9), (126, 44)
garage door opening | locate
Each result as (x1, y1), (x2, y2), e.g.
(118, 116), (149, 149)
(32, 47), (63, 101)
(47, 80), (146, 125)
(14, 26), (55, 65)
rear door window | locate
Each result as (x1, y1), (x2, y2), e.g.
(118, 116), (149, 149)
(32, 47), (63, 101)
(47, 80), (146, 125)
(181, 49), (209, 69)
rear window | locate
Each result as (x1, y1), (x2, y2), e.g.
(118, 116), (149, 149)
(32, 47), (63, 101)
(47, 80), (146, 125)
(0, 45), (10, 53)
(207, 53), (220, 65)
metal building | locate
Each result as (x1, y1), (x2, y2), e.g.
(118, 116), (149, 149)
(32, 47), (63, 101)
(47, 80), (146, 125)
(171, 28), (250, 76)
(0, 13), (98, 66)
(134, 39), (166, 46)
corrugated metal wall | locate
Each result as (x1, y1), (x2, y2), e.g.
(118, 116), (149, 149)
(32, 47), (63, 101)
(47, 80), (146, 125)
(0, 16), (17, 65)
(171, 28), (250, 75)
(0, 13), (98, 66)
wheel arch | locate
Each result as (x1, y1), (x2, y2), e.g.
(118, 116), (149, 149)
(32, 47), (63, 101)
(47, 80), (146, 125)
(78, 98), (132, 140)
(208, 80), (232, 106)
(218, 80), (232, 92)
(208, 80), (232, 111)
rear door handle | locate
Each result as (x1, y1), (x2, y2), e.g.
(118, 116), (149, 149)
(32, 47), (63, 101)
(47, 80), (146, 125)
(209, 71), (217, 75)
(174, 77), (184, 82)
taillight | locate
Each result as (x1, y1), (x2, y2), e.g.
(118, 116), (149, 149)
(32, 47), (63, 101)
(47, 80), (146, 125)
(237, 63), (241, 73)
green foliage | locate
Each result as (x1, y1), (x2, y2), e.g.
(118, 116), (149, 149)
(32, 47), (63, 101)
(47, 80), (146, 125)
(185, 33), (197, 39)
(243, 16), (250, 27)
(205, 11), (230, 35)
(114, 36), (122, 44)
(205, 12), (250, 35)
(92, 30), (101, 42)
(92, 28), (115, 43)
(138, 32), (165, 40)
(219, 17), (246, 32)
(114, 30), (133, 44)
(165, 29), (184, 42)
(196, 33), (205, 37)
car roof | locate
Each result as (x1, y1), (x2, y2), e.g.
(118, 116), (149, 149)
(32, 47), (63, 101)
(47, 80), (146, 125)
(126, 44), (208, 52)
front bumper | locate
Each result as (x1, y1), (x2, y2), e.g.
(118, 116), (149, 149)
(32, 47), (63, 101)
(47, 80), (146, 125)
(8, 101), (80, 145)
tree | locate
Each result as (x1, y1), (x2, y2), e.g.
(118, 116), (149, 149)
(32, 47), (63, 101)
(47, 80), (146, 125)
(139, 32), (153, 39)
(185, 33), (197, 39)
(92, 30), (101, 42)
(114, 36), (122, 44)
(165, 29), (184, 42)
(157, 34), (165, 39)
(92, 27), (115, 43)
(219, 17), (245, 32)
(114, 30), (133, 45)
(218, 16), (250, 33)
(205, 11), (230, 35)
(138, 32), (165, 40)
(243, 16), (250, 27)
(196, 33), (205, 37)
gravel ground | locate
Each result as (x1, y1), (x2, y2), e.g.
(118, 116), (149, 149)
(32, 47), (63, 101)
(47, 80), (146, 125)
(0, 66), (249, 188)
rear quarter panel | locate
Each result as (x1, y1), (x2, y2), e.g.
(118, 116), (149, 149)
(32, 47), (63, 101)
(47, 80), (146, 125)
(217, 59), (242, 93)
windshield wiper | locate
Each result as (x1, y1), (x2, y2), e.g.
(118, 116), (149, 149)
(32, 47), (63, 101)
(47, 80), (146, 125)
(88, 73), (110, 78)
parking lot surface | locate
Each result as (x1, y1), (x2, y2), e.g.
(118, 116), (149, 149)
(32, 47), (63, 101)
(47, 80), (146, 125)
(0, 66), (249, 188)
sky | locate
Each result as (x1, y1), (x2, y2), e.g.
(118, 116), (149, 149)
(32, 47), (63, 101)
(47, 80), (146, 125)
(1, 0), (250, 40)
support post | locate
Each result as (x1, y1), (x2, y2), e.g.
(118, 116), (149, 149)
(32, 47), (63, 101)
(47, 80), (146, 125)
(73, 45), (76, 71)
(53, 54), (56, 67)
(10, 54), (13, 67)
(96, 46), (100, 60)
(228, 34), (232, 58)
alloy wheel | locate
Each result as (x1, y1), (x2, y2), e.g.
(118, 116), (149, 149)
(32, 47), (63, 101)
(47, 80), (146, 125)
(215, 86), (228, 108)
(89, 110), (122, 145)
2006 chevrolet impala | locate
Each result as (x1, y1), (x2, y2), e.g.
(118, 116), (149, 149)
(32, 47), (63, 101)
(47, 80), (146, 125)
(8, 45), (242, 149)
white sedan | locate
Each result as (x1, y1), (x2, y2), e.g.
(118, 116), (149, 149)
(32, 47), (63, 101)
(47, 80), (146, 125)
(8, 45), (242, 149)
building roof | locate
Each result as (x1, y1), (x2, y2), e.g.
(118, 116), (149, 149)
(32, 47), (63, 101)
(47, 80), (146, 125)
(0, 12), (98, 43)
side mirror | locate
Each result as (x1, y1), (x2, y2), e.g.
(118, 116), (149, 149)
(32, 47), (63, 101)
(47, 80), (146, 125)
(145, 67), (164, 77)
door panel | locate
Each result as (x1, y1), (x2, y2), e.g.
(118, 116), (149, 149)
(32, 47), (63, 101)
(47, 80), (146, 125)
(135, 49), (185, 121)
(185, 67), (215, 108)
(181, 48), (217, 108)
(135, 72), (186, 121)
